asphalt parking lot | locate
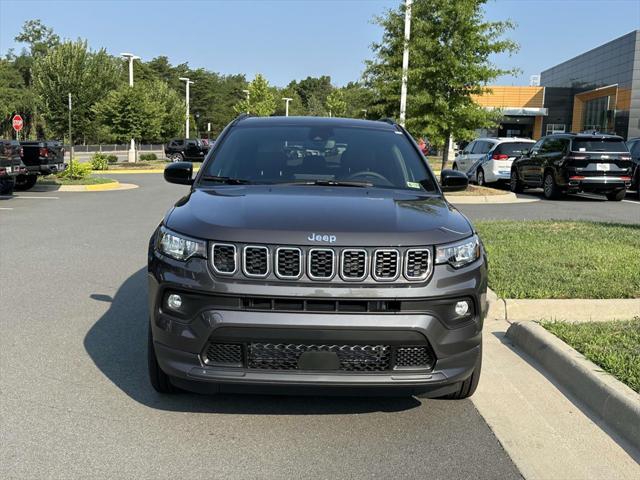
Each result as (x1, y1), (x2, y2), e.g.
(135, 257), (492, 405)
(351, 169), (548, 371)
(0, 173), (637, 478)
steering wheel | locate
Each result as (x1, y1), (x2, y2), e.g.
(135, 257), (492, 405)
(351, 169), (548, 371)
(347, 170), (393, 186)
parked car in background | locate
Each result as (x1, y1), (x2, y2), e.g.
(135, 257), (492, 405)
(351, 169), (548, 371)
(164, 138), (209, 162)
(453, 138), (495, 173)
(510, 133), (633, 201)
(625, 137), (640, 200)
(467, 138), (536, 186)
(0, 139), (27, 195)
(17, 140), (65, 191)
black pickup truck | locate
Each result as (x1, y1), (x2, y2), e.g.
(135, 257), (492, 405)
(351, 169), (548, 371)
(17, 140), (66, 191)
(164, 138), (209, 162)
(0, 139), (27, 195)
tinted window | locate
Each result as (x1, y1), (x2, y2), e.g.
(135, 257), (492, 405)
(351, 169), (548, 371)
(463, 141), (475, 154)
(571, 138), (628, 152)
(203, 125), (437, 192)
(494, 142), (535, 156)
(472, 141), (491, 154)
(540, 138), (566, 155)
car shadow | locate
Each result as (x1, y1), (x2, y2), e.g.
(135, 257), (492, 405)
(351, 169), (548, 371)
(490, 331), (640, 462)
(84, 267), (422, 414)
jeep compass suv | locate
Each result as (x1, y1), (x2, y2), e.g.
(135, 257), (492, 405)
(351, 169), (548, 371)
(148, 116), (487, 399)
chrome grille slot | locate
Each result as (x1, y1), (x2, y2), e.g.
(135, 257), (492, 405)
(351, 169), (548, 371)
(212, 243), (237, 274)
(341, 249), (367, 281)
(404, 248), (432, 281)
(275, 247), (302, 279)
(308, 249), (335, 280)
(373, 249), (400, 281)
(243, 245), (269, 277)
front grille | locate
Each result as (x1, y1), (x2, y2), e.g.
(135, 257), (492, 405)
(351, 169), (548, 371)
(341, 249), (367, 280)
(247, 343), (391, 371)
(203, 343), (243, 366)
(212, 244), (236, 274)
(276, 247), (302, 279)
(243, 246), (269, 277)
(395, 346), (435, 369)
(373, 250), (399, 281)
(404, 249), (432, 281)
(308, 249), (335, 280)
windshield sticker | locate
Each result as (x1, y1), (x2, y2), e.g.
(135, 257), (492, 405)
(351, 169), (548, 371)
(407, 181), (421, 189)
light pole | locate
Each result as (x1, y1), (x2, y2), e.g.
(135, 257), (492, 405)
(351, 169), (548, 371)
(121, 52), (140, 162)
(179, 77), (194, 138)
(361, 109), (368, 119)
(242, 89), (250, 114)
(399, 0), (412, 127)
(282, 97), (292, 116)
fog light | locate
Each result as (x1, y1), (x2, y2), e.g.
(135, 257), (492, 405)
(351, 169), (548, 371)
(454, 300), (470, 316)
(167, 294), (182, 310)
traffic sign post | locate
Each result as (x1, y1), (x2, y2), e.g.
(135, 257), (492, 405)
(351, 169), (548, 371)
(12, 114), (23, 141)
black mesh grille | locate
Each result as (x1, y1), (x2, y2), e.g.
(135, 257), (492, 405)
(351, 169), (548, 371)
(341, 250), (367, 279)
(248, 343), (391, 371)
(405, 249), (431, 280)
(212, 244), (236, 274)
(203, 343), (243, 366)
(309, 249), (334, 279)
(244, 246), (268, 276)
(276, 248), (301, 278)
(374, 250), (399, 280)
(395, 346), (434, 369)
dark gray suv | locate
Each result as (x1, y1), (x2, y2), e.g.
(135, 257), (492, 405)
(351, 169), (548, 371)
(148, 116), (487, 399)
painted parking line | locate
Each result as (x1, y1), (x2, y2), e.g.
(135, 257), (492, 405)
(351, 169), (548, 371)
(622, 199), (640, 205)
(0, 195), (59, 200)
(0, 207), (14, 210)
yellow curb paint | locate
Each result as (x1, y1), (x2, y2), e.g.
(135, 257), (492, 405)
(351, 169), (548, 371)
(85, 181), (121, 191)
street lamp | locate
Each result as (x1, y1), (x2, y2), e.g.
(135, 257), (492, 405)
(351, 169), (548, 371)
(361, 109), (368, 119)
(121, 52), (140, 162)
(179, 77), (194, 138)
(242, 89), (250, 114)
(399, 0), (412, 127)
(282, 97), (292, 117)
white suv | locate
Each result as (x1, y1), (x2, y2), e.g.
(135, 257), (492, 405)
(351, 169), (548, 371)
(456, 138), (535, 186)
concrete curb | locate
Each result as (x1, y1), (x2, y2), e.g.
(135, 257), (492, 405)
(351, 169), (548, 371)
(506, 321), (640, 451)
(446, 192), (539, 204)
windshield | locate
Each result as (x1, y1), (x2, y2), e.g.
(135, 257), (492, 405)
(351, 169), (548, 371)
(202, 125), (437, 192)
(571, 138), (628, 153)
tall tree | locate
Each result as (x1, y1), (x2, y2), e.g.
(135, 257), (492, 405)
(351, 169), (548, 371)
(33, 40), (120, 141)
(14, 19), (60, 58)
(326, 89), (347, 117)
(234, 74), (276, 117)
(365, 0), (518, 168)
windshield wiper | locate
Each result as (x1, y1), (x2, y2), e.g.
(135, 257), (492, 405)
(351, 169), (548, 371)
(282, 179), (373, 188)
(200, 175), (252, 185)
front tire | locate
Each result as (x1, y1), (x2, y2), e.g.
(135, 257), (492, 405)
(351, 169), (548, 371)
(171, 153), (184, 163)
(605, 189), (626, 202)
(543, 171), (562, 200)
(441, 345), (482, 400)
(148, 324), (179, 394)
(14, 174), (37, 191)
(510, 169), (523, 193)
(477, 168), (486, 186)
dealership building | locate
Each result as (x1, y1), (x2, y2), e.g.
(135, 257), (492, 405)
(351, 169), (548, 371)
(476, 30), (640, 140)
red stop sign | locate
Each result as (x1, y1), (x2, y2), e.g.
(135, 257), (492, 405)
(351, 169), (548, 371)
(12, 114), (23, 132)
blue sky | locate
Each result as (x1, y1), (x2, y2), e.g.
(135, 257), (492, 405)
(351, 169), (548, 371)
(1, 0), (638, 87)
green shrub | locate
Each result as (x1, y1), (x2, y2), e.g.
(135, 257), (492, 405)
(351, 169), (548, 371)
(59, 161), (92, 180)
(107, 154), (118, 164)
(139, 152), (157, 161)
(90, 153), (110, 170)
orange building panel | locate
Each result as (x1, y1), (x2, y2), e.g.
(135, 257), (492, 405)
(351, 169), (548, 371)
(472, 86), (545, 108)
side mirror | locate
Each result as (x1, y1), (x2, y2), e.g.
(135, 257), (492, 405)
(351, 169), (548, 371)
(440, 169), (468, 192)
(164, 161), (193, 185)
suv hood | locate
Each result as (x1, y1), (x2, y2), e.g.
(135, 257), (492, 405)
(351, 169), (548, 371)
(165, 186), (473, 247)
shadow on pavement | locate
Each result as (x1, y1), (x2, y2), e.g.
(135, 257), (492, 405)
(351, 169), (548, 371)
(84, 267), (421, 415)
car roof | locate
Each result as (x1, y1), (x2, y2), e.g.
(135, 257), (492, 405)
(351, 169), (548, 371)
(473, 137), (534, 143)
(546, 133), (624, 140)
(235, 115), (399, 132)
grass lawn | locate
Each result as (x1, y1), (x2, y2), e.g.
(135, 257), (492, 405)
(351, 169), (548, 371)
(541, 318), (640, 393)
(38, 175), (116, 185)
(475, 221), (640, 299)
(107, 160), (169, 169)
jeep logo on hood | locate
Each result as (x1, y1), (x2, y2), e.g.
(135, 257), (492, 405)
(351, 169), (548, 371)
(308, 233), (337, 243)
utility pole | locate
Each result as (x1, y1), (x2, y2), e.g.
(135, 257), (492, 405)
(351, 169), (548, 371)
(68, 93), (73, 170)
(282, 97), (292, 116)
(399, 0), (412, 127)
(242, 89), (250, 114)
(121, 52), (140, 162)
(179, 77), (195, 138)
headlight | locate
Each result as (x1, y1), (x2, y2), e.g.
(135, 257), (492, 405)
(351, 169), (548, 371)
(156, 226), (206, 261)
(435, 235), (480, 269)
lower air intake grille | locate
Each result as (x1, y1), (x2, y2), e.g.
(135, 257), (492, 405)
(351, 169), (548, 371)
(248, 343), (391, 371)
(212, 244), (236, 274)
(395, 346), (434, 369)
(203, 343), (243, 366)
(373, 250), (399, 280)
(405, 249), (431, 280)
(244, 246), (269, 277)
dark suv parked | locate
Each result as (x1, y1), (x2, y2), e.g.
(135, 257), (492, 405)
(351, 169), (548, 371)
(510, 133), (633, 201)
(17, 140), (65, 191)
(148, 116), (486, 399)
(0, 139), (27, 194)
(625, 137), (640, 200)
(164, 138), (209, 162)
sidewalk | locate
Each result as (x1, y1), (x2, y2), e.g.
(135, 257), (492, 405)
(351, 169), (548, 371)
(473, 298), (640, 479)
